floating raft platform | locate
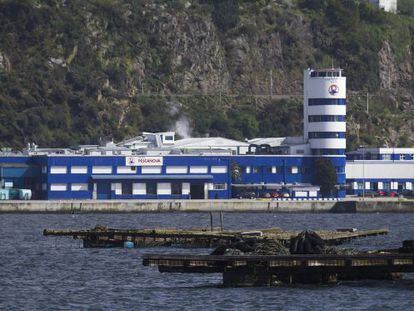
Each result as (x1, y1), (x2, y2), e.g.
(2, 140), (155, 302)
(143, 248), (414, 286)
(43, 226), (389, 248)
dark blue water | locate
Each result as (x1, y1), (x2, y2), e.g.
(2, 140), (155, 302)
(1, 213), (414, 310)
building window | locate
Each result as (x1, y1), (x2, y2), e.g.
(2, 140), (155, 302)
(142, 166), (162, 174)
(71, 166), (88, 174)
(50, 183), (67, 191)
(166, 166), (187, 174)
(50, 166), (67, 174)
(71, 183), (88, 191)
(117, 166), (136, 174)
(245, 166), (251, 174)
(357, 182), (363, 190)
(252, 167), (261, 173)
(211, 166), (227, 174)
(213, 183), (227, 190)
(291, 166), (299, 174)
(171, 182), (182, 195)
(42, 166), (47, 174)
(92, 166), (112, 174)
(382, 154), (392, 160)
(190, 166), (208, 174)
(146, 182), (157, 195)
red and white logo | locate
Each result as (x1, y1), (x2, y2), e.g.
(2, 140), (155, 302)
(125, 156), (163, 166)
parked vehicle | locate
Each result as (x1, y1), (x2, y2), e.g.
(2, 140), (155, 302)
(238, 191), (256, 199)
(401, 190), (414, 198)
(388, 191), (398, 197)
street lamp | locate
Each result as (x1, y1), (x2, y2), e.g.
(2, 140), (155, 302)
(359, 145), (366, 200)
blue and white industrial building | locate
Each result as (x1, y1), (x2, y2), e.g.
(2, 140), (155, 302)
(1, 67), (412, 201)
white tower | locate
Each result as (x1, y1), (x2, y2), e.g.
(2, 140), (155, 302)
(303, 68), (346, 155)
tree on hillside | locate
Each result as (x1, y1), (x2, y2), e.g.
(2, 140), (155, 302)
(314, 157), (337, 197)
(399, 0), (414, 16)
(212, 0), (240, 32)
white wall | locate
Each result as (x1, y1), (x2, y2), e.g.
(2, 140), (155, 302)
(310, 138), (346, 149)
(346, 161), (414, 179)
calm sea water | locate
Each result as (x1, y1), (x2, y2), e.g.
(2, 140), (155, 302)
(1, 213), (414, 310)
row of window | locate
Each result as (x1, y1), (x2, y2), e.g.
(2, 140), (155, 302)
(383, 154), (414, 161)
(308, 132), (346, 139)
(308, 99), (346, 106)
(349, 154), (414, 161)
(47, 182), (227, 194)
(47, 165), (228, 175)
(242, 165), (344, 174)
(353, 181), (412, 191)
(243, 166), (302, 174)
(308, 115), (346, 122)
(310, 71), (342, 78)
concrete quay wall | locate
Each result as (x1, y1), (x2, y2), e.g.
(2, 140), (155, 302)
(1, 199), (414, 213)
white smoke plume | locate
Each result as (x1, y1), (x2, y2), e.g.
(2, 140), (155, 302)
(174, 115), (192, 139)
(166, 101), (192, 138)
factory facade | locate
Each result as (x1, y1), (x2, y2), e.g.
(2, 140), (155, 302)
(3, 67), (413, 200)
(0, 68), (347, 200)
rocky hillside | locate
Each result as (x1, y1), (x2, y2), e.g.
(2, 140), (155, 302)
(0, 0), (413, 150)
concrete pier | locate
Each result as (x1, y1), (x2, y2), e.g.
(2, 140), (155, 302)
(1, 198), (414, 213)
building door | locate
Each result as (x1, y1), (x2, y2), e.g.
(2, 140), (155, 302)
(97, 182), (111, 200)
(190, 183), (205, 199)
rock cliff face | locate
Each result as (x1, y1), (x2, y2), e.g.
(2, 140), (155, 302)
(0, 0), (413, 149)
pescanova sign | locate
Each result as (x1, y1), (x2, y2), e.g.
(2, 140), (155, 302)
(125, 156), (163, 166)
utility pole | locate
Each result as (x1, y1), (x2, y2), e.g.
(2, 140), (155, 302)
(366, 92), (369, 114)
(360, 145), (366, 200)
(269, 69), (273, 99)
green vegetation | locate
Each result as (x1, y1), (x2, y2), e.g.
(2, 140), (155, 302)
(314, 157), (338, 197)
(0, 0), (413, 149)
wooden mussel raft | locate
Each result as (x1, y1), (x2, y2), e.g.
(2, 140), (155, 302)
(142, 247), (414, 286)
(142, 231), (414, 286)
(43, 225), (389, 248)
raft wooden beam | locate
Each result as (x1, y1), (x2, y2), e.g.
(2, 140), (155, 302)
(142, 251), (414, 286)
(43, 227), (389, 248)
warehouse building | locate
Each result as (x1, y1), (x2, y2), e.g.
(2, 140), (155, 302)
(1, 67), (350, 200)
